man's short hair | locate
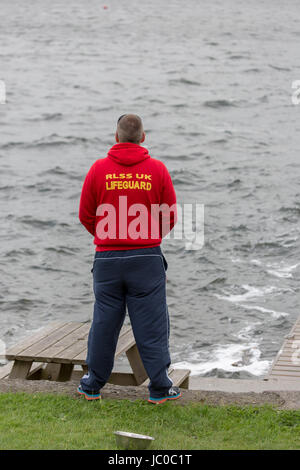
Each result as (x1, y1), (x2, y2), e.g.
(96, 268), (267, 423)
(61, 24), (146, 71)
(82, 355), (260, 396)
(117, 114), (144, 144)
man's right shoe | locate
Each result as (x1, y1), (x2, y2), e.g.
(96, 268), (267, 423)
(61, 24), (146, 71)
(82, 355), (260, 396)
(77, 385), (101, 401)
(148, 386), (182, 404)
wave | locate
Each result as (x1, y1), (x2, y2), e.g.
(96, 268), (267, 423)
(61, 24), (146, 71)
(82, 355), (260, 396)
(45, 246), (79, 255)
(203, 99), (236, 108)
(229, 223), (249, 232)
(5, 248), (36, 258)
(209, 138), (228, 145)
(168, 78), (201, 86)
(38, 166), (83, 181)
(269, 64), (291, 72)
(27, 113), (63, 122)
(17, 216), (70, 229)
(266, 262), (299, 279)
(214, 284), (278, 303)
(0, 185), (14, 191)
(251, 259), (300, 279)
(227, 178), (242, 187)
(206, 41), (218, 46)
(173, 342), (270, 377)
(18, 216), (57, 228)
(27, 134), (92, 148)
(22, 182), (55, 193)
(169, 103), (187, 108)
(197, 277), (227, 291)
(170, 168), (202, 186)
(1, 134), (101, 150)
(243, 68), (261, 73)
(279, 206), (300, 215)
(0, 298), (46, 311)
(173, 321), (271, 378)
(228, 54), (250, 60)
(241, 304), (290, 319)
(162, 154), (195, 161)
(238, 239), (293, 253)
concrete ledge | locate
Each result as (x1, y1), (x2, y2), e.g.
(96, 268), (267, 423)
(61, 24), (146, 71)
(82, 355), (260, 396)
(189, 376), (300, 392)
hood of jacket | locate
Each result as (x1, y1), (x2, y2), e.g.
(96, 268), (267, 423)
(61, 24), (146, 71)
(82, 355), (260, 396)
(107, 142), (150, 166)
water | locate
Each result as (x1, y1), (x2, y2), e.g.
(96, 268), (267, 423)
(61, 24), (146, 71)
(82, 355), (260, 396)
(1, 0), (300, 379)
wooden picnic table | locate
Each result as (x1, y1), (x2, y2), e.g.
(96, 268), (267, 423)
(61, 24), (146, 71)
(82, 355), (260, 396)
(1, 321), (190, 388)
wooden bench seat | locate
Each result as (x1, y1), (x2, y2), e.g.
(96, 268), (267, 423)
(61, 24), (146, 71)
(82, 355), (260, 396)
(142, 367), (190, 389)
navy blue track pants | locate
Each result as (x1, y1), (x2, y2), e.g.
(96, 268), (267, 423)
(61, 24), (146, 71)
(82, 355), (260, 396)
(80, 246), (173, 398)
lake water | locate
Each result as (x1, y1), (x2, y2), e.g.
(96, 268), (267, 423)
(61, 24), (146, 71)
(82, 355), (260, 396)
(1, 0), (300, 378)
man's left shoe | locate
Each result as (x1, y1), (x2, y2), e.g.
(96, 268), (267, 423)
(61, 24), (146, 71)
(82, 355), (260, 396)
(77, 385), (101, 401)
(148, 386), (182, 404)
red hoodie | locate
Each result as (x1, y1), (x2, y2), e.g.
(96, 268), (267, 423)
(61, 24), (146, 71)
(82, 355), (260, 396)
(79, 142), (177, 251)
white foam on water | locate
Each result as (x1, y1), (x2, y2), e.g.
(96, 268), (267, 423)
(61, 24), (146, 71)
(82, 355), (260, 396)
(174, 343), (270, 376)
(174, 322), (270, 377)
(241, 304), (290, 319)
(266, 262), (300, 279)
(214, 284), (277, 303)
(250, 259), (263, 266)
(235, 322), (261, 340)
(250, 258), (300, 279)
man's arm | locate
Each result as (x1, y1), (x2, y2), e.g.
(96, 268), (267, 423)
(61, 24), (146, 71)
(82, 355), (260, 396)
(160, 164), (177, 238)
(79, 163), (97, 236)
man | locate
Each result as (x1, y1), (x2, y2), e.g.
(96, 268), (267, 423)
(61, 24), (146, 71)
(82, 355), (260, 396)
(77, 114), (180, 404)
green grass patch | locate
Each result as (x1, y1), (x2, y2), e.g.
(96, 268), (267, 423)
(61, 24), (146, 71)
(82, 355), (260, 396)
(0, 392), (299, 449)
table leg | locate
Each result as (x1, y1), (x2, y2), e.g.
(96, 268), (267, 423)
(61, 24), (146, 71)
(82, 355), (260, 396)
(57, 363), (74, 381)
(43, 363), (74, 381)
(9, 360), (33, 379)
(126, 344), (148, 385)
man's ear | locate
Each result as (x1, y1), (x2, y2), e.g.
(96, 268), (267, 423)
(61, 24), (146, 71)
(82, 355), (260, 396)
(115, 131), (119, 143)
(140, 132), (145, 143)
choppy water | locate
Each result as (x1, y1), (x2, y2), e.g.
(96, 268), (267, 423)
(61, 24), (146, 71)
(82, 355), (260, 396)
(1, 0), (300, 378)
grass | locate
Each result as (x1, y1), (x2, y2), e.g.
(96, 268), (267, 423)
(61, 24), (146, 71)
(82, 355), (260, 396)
(0, 393), (299, 449)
